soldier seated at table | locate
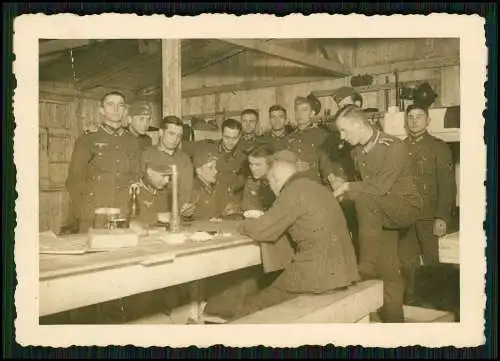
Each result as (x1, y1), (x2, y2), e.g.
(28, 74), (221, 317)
(127, 161), (172, 228)
(184, 142), (243, 222)
(241, 144), (276, 213)
(183, 119), (251, 210)
(212, 150), (360, 321)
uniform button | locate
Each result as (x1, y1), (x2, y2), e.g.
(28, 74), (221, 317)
(116, 160), (120, 163)
(205, 200), (209, 204)
(409, 152), (413, 155)
(116, 173), (121, 176)
(115, 145), (120, 149)
(362, 163), (366, 167)
(89, 192), (94, 196)
(298, 149), (302, 153)
(98, 152), (102, 156)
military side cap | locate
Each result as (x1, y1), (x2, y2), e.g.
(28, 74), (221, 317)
(141, 148), (172, 174)
(332, 86), (356, 103)
(192, 142), (219, 168)
(306, 93), (322, 114)
(270, 150), (297, 165)
(128, 101), (152, 116)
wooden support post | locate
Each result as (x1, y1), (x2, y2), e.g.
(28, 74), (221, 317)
(161, 39), (182, 117)
(161, 39), (205, 324)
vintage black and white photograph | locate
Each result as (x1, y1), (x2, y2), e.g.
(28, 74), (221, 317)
(14, 14), (486, 348)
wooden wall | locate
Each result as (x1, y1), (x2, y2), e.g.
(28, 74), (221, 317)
(180, 38), (460, 135)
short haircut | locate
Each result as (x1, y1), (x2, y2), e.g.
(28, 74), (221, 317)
(269, 104), (287, 117)
(336, 104), (370, 126)
(100, 91), (126, 106)
(241, 108), (259, 119)
(222, 118), (243, 133)
(159, 115), (184, 130)
(248, 144), (274, 159)
(405, 103), (429, 117)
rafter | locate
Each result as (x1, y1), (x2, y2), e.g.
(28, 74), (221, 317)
(39, 40), (106, 56)
(218, 39), (351, 77)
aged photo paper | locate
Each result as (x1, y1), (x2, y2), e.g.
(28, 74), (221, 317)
(13, 13), (487, 348)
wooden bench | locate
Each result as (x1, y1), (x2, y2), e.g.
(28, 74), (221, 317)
(232, 280), (383, 324)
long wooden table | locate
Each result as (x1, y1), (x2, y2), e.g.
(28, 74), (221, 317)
(39, 221), (262, 317)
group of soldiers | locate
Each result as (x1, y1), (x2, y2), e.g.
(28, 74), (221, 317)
(65, 85), (457, 323)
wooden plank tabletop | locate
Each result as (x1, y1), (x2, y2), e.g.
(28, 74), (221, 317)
(40, 221), (254, 280)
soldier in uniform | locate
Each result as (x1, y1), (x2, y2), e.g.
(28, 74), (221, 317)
(188, 143), (225, 221)
(285, 96), (330, 183)
(140, 116), (195, 219)
(66, 91), (141, 233)
(399, 104), (457, 303)
(128, 161), (172, 226)
(185, 119), (250, 211)
(240, 108), (260, 144)
(241, 144), (276, 212)
(258, 105), (293, 152)
(225, 150), (360, 320)
(332, 105), (423, 322)
(126, 101), (153, 150)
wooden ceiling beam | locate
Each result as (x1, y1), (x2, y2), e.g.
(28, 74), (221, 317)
(218, 39), (351, 77)
(76, 53), (154, 90)
(39, 39), (106, 56)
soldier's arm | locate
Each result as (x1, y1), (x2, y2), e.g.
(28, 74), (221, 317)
(65, 136), (91, 214)
(348, 141), (408, 197)
(237, 187), (301, 242)
(240, 180), (258, 211)
(434, 141), (456, 224)
(129, 141), (142, 182)
(318, 147), (348, 185)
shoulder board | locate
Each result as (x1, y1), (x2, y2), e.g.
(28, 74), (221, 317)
(378, 136), (395, 146)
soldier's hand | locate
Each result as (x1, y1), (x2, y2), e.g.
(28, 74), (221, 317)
(223, 203), (241, 217)
(180, 203), (196, 218)
(333, 182), (349, 198)
(328, 174), (346, 191)
(296, 160), (310, 172)
(433, 218), (447, 237)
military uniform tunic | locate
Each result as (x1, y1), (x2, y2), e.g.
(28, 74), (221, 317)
(126, 127), (153, 150)
(189, 177), (227, 221)
(399, 131), (457, 266)
(241, 177), (276, 212)
(239, 173), (360, 294)
(132, 179), (170, 225)
(66, 124), (141, 231)
(258, 128), (293, 152)
(285, 125), (330, 182)
(185, 139), (250, 205)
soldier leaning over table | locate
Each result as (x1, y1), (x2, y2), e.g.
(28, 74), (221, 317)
(398, 104), (457, 305)
(332, 105), (423, 323)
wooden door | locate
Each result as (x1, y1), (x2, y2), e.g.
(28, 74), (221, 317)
(39, 88), (79, 233)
